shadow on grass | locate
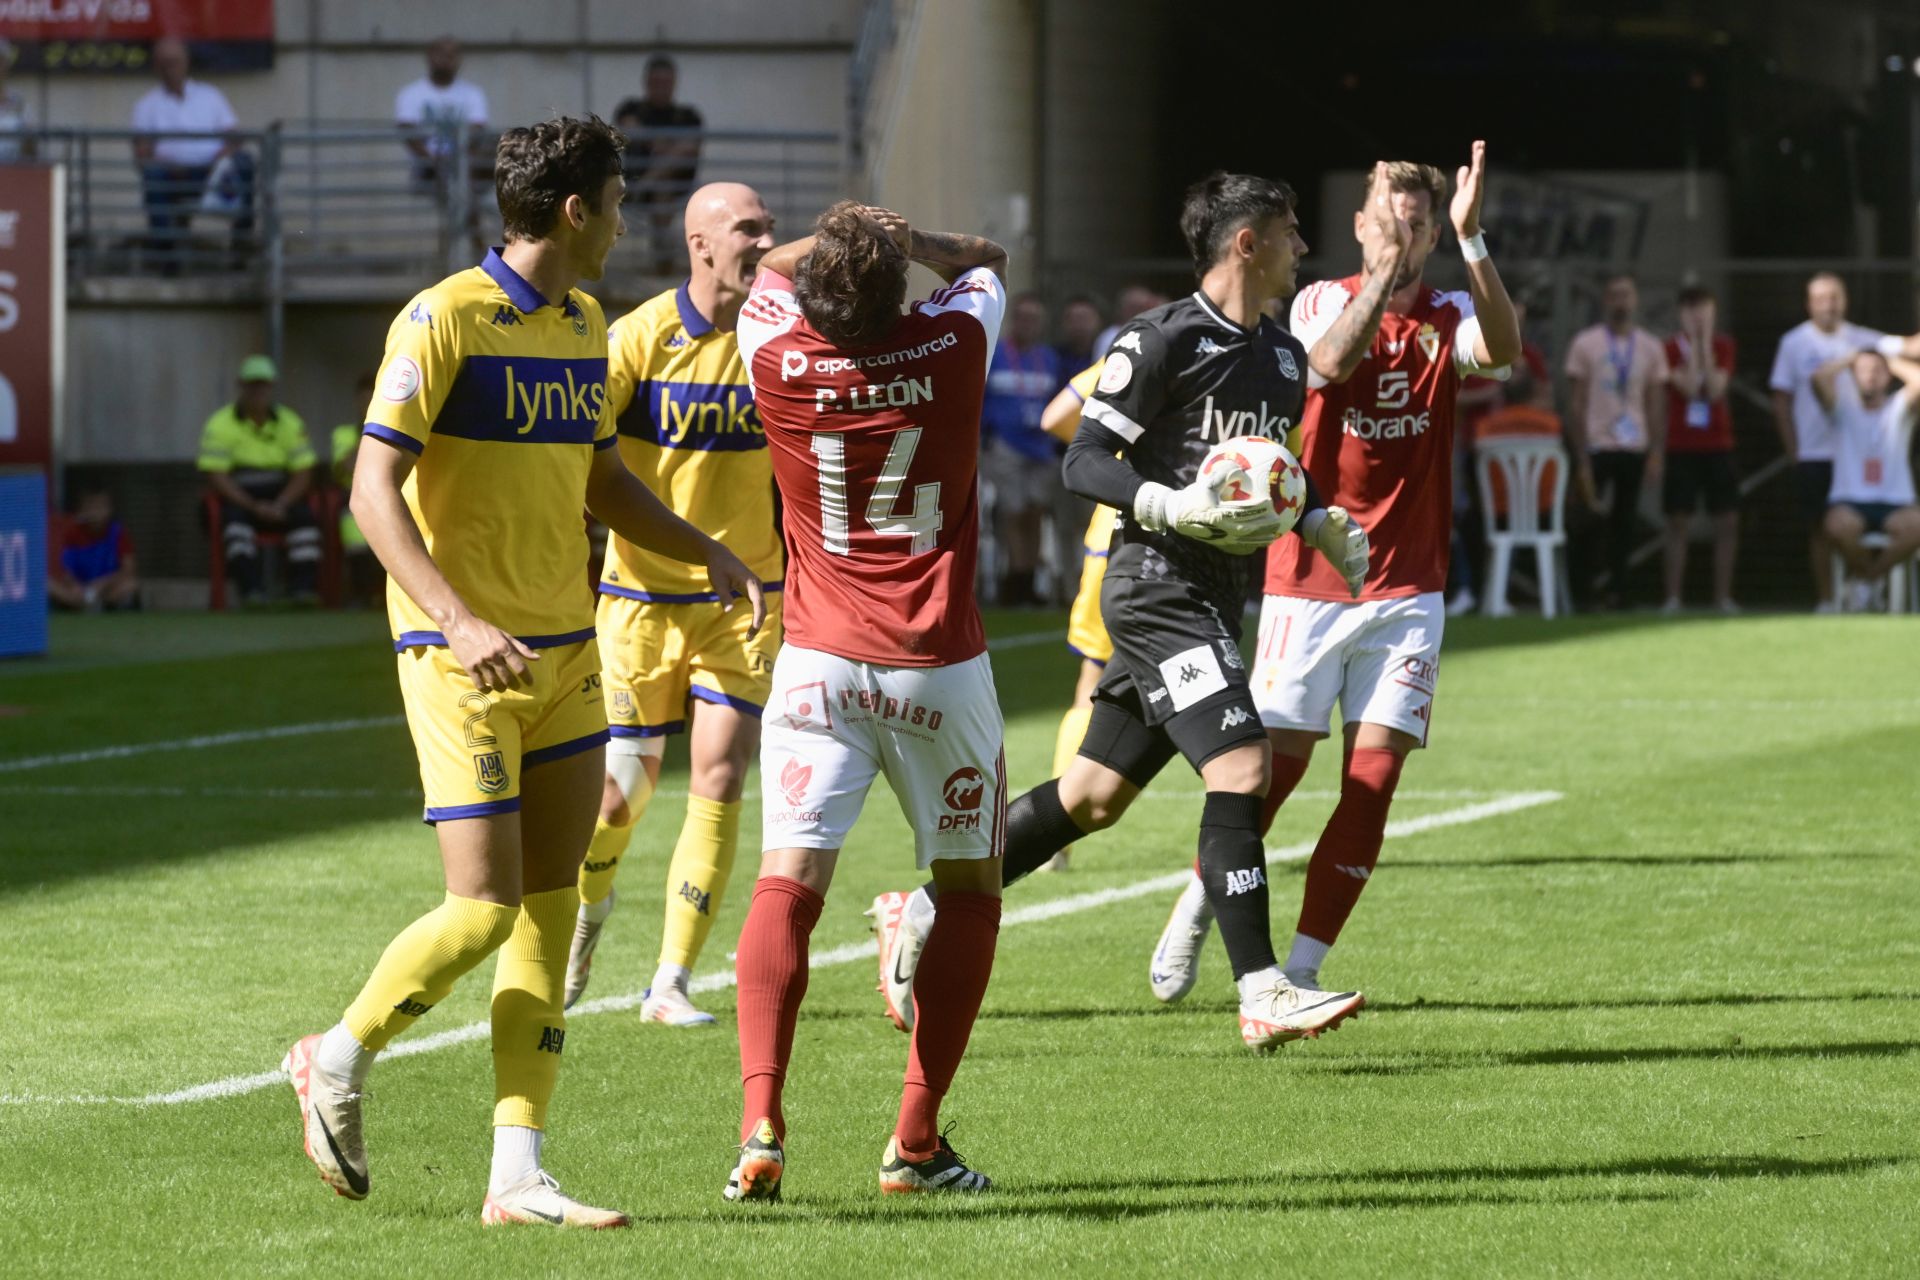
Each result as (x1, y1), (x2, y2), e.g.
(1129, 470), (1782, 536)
(1026, 1152), (1901, 1196)
(1306, 1039), (1920, 1077)
(1390, 851), (1895, 871)
(637, 1185), (1681, 1228)
(1380, 990), (1920, 1015)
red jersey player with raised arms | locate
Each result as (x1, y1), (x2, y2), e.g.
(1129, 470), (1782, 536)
(725, 201), (1009, 1201)
(1149, 145), (1522, 1010)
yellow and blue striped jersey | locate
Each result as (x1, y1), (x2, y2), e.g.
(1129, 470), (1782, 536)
(363, 249), (616, 648)
(600, 282), (782, 602)
(1064, 361), (1118, 555)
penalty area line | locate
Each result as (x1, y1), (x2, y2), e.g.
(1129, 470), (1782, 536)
(0, 789), (1560, 1108)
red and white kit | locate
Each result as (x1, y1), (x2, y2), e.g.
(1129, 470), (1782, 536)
(1257, 277), (1506, 744)
(739, 266), (1009, 864)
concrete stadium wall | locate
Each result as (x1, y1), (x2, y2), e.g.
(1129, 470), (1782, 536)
(16, 0), (860, 139)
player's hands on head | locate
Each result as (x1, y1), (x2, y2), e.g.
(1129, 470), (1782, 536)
(1451, 140), (1487, 240)
(859, 205), (912, 257)
(706, 543), (767, 638)
(1302, 505), (1371, 598)
(446, 613), (539, 694)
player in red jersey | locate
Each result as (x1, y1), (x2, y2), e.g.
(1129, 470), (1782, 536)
(1148, 145), (1522, 1008)
(724, 201), (1009, 1200)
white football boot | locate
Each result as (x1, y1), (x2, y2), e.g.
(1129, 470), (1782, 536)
(878, 1130), (990, 1194)
(641, 985), (716, 1026)
(1238, 973), (1365, 1051)
(1148, 873), (1215, 1003)
(481, 1170), (630, 1228)
(282, 1033), (369, 1200)
(563, 891), (612, 1011)
(866, 891), (926, 1033)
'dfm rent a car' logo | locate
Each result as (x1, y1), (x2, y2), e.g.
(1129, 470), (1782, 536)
(938, 767), (985, 832)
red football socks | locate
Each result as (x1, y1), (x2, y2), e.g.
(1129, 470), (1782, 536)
(1261, 750), (1311, 836)
(735, 875), (823, 1144)
(1295, 747), (1404, 946)
(894, 891), (1001, 1161)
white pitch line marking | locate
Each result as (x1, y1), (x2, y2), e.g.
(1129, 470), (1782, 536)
(0, 790), (1560, 1107)
(0, 632), (1070, 777)
(0, 716), (406, 774)
(0, 784), (1504, 803)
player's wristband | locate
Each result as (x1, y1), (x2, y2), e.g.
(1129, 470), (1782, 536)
(1459, 231), (1489, 263)
(1132, 481), (1173, 533)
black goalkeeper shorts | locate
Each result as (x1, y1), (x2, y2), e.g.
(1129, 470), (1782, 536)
(1081, 571), (1266, 778)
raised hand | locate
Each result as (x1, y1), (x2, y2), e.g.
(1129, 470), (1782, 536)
(1359, 161), (1411, 274)
(1451, 139), (1488, 239)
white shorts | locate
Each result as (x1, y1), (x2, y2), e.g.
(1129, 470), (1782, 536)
(1250, 592), (1444, 746)
(760, 644), (1007, 868)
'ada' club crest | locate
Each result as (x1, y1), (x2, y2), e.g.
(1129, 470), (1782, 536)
(474, 751), (509, 794)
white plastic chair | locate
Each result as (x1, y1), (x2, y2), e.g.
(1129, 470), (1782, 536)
(1830, 531), (1917, 613)
(1475, 436), (1571, 618)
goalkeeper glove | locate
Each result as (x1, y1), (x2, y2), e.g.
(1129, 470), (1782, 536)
(1134, 481), (1284, 549)
(1299, 505), (1370, 597)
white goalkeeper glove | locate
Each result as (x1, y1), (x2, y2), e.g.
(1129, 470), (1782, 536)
(1299, 505), (1370, 597)
(1134, 481), (1285, 552)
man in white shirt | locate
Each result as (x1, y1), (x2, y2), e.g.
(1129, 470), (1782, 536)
(130, 37), (250, 270)
(1768, 273), (1920, 609)
(1809, 349), (1920, 610)
(396, 37), (489, 177)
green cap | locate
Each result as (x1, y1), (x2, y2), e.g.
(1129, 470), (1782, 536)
(237, 354), (277, 383)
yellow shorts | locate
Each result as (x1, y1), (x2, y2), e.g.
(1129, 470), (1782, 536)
(396, 637), (609, 823)
(1067, 506), (1116, 665)
(596, 590), (783, 739)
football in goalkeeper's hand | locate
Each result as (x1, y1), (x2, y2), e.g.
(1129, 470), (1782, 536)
(1197, 435), (1308, 537)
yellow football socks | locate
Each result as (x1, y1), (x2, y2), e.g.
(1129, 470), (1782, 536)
(1053, 703), (1092, 781)
(342, 892), (519, 1051)
(658, 795), (740, 970)
(578, 818), (634, 907)
(491, 886), (577, 1129)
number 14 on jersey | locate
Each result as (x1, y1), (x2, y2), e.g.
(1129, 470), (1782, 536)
(810, 428), (944, 556)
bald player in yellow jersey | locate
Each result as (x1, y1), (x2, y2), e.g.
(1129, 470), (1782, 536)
(563, 183), (783, 1025)
(280, 117), (763, 1229)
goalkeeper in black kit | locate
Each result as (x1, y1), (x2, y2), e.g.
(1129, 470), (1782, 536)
(871, 172), (1375, 1051)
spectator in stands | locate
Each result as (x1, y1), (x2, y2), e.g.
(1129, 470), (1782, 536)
(1768, 273), (1920, 611)
(48, 489), (139, 611)
(1811, 349), (1920, 612)
(981, 292), (1063, 605)
(1565, 274), (1668, 609)
(1093, 284), (1165, 359)
(197, 355), (322, 605)
(615, 54), (703, 272)
(1055, 295), (1104, 370)
(0, 39), (35, 163)
(131, 37), (252, 271)
(396, 36), (490, 187)
(1660, 285), (1740, 615)
(331, 371), (383, 608)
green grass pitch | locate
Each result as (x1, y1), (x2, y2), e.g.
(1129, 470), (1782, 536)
(2, 608), (1918, 1277)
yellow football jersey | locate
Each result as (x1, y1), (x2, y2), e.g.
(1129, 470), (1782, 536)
(601, 283), (782, 602)
(363, 249), (616, 647)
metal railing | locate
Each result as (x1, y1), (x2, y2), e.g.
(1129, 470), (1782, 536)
(13, 121), (845, 296)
